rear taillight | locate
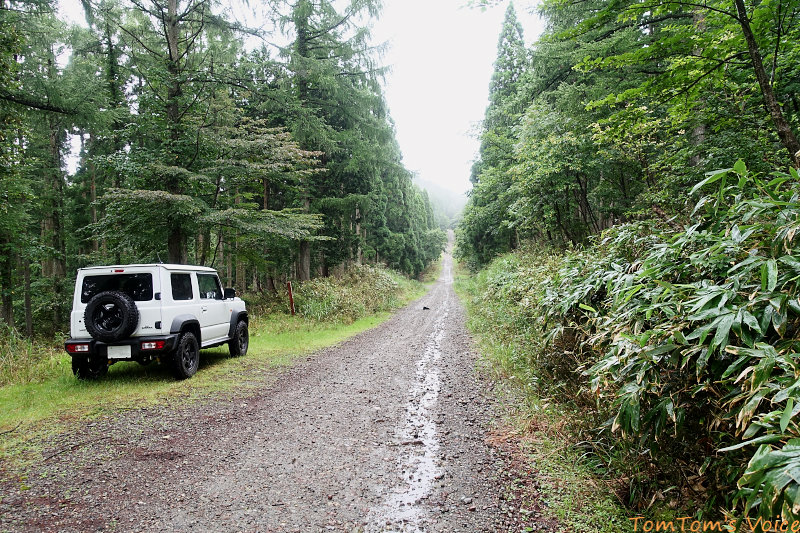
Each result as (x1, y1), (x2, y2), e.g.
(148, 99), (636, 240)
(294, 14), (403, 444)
(66, 344), (90, 353)
(141, 340), (165, 351)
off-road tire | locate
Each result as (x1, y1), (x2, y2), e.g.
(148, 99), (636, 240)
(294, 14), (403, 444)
(171, 332), (199, 380)
(71, 356), (109, 380)
(84, 291), (139, 342)
(228, 320), (249, 357)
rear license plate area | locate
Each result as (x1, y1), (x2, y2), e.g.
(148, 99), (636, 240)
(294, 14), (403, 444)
(107, 345), (132, 359)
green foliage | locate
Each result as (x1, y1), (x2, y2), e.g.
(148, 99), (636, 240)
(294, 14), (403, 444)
(293, 264), (415, 322)
(458, 0), (800, 268)
(464, 162), (800, 517)
(0, 325), (64, 387)
(275, 0), (444, 277)
(460, 0), (800, 519)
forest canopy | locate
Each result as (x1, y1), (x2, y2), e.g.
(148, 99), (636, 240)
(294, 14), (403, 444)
(458, 0), (800, 267)
(0, 0), (446, 334)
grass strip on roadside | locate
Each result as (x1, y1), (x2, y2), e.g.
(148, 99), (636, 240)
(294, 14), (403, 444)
(453, 260), (633, 533)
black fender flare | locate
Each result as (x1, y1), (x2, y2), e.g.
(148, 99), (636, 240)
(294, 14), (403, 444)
(170, 314), (201, 339)
(228, 311), (249, 338)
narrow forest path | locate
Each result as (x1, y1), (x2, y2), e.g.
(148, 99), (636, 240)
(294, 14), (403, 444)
(0, 250), (517, 532)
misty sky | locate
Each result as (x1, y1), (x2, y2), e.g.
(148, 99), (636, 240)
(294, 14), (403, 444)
(374, 0), (542, 195)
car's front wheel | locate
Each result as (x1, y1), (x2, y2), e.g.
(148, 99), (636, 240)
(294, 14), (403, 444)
(228, 320), (249, 357)
(171, 332), (199, 380)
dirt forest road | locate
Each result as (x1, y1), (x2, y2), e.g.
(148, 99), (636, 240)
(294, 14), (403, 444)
(1, 249), (522, 532)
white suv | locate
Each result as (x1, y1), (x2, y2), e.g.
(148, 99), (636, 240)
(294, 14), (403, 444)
(64, 264), (248, 380)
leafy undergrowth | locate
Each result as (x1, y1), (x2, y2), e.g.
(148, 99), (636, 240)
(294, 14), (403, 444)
(0, 264), (428, 462)
(242, 263), (431, 321)
(458, 162), (800, 524)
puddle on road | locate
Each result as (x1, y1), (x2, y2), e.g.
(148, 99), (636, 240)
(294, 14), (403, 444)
(367, 298), (451, 532)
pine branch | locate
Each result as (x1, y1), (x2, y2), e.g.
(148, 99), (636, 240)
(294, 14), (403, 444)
(0, 89), (76, 115)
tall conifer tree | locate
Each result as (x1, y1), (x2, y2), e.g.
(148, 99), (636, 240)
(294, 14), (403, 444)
(458, 2), (527, 267)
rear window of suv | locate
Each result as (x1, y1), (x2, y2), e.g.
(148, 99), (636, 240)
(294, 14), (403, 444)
(81, 273), (154, 303)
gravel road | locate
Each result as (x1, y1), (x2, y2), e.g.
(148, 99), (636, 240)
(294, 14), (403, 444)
(0, 250), (521, 532)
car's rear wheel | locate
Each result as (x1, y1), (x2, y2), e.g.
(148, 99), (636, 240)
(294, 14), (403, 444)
(228, 320), (249, 357)
(71, 356), (109, 380)
(171, 332), (199, 380)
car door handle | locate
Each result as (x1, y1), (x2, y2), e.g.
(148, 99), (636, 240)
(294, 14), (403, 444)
(201, 306), (208, 312)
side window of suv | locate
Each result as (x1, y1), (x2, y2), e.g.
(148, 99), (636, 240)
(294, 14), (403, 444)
(171, 273), (193, 301)
(197, 274), (223, 300)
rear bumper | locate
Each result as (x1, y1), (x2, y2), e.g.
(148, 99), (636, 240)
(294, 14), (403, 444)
(65, 335), (180, 361)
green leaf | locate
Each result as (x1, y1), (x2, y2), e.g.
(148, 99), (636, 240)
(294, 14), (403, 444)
(782, 399), (794, 433)
(733, 159), (748, 175)
(766, 259), (778, 291)
(779, 256), (800, 274)
(690, 168), (731, 196)
(713, 313), (736, 353)
(644, 343), (678, 358)
(742, 310), (763, 335)
(774, 383), (800, 404)
(719, 434), (784, 453)
(697, 347), (711, 374)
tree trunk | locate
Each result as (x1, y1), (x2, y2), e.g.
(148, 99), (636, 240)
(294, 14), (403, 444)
(224, 239), (232, 287)
(44, 112), (66, 329)
(90, 152), (99, 253)
(104, 16), (124, 170)
(690, 10), (707, 167)
(168, 228), (184, 264)
(165, 0), (186, 262)
(298, 241), (311, 281)
(199, 230), (208, 265)
(24, 258), (32, 337)
(0, 242), (13, 328)
(294, 1), (312, 282)
(734, 0), (800, 167)
(298, 196), (311, 281)
(575, 174), (599, 233)
(355, 206), (362, 264)
(234, 189), (245, 290)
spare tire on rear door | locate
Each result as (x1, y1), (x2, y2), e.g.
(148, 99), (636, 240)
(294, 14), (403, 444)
(84, 290), (140, 342)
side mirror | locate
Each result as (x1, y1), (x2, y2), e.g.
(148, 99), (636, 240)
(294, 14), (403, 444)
(224, 287), (236, 299)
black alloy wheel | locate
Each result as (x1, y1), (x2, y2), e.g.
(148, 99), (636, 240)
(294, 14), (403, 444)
(228, 320), (249, 357)
(171, 332), (200, 380)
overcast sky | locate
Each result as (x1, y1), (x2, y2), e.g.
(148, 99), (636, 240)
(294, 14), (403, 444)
(374, 0), (542, 195)
(59, 0), (544, 195)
